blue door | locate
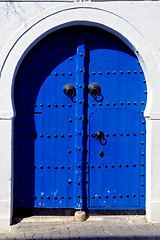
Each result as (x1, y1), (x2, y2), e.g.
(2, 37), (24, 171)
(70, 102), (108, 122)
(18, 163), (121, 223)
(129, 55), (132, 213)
(14, 26), (147, 211)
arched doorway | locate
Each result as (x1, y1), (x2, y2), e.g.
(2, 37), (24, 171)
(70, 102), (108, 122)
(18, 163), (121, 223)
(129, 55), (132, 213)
(13, 26), (147, 214)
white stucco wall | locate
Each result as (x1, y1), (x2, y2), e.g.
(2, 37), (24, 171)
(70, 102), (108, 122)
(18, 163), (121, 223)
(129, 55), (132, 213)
(1, 0), (160, 233)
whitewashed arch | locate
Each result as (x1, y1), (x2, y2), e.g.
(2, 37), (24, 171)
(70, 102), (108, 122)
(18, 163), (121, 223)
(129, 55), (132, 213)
(0, 3), (160, 232)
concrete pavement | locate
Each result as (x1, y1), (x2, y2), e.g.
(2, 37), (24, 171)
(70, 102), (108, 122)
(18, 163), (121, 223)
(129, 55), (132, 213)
(0, 215), (160, 239)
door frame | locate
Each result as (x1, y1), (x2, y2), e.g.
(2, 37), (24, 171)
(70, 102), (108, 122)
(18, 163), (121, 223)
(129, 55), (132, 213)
(0, 3), (160, 231)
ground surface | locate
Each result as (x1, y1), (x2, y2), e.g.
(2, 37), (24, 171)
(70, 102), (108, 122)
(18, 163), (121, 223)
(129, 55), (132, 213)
(0, 215), (160, 239)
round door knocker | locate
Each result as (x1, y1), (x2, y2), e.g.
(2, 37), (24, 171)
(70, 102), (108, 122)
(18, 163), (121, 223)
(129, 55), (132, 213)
(96, 131), (104, 141)
(88, 83), (101, 97)
(63, 84), (76, 98)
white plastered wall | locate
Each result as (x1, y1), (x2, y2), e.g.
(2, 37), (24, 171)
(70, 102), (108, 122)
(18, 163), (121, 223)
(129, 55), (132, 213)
(0, 1), (160, 233)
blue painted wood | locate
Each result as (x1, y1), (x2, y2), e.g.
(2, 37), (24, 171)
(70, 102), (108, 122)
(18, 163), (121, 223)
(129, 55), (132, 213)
(14, 26), (146, 210)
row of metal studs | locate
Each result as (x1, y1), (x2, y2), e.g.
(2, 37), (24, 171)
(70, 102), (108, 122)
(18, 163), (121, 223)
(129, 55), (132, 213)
(17, 163), (144, 169)
(18, 70), (144, 76)
(18, 196), (72, 200)
(92, 194), (144, 199)
(18, 194), (144, 200)
(15, 101), (146, 106)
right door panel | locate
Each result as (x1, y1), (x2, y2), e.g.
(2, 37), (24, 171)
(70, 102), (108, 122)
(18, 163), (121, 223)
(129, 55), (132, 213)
(86, 28), (146, 209)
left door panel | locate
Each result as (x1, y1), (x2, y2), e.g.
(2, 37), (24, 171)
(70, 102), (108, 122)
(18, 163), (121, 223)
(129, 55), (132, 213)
(14, 28), (81, 209)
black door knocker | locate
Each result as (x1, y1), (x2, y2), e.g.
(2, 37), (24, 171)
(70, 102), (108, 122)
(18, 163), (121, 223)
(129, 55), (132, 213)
(63, 84), (76, 98)
(88, 83), (101, 98)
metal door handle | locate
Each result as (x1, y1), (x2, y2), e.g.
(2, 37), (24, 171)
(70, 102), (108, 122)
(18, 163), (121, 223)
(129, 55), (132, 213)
(96, 131), (104, 141)
(63, 84), (76, 98)
(88, 83), (101, 97)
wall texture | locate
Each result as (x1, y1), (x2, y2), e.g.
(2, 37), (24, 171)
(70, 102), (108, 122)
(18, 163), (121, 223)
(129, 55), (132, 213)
(0, 1), (160, 233)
